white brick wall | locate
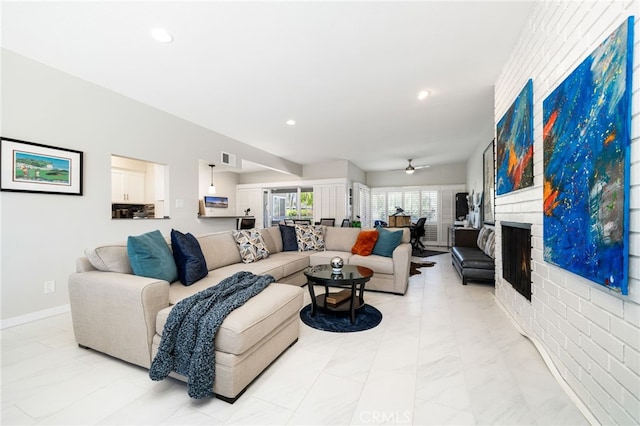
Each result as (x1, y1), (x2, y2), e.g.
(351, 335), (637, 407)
(493, 1), (640, 424)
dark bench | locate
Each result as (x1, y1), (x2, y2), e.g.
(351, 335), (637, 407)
(451, 227), (495, 285)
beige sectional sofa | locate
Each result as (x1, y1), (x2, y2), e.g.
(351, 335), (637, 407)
(69, 225), (411, 402)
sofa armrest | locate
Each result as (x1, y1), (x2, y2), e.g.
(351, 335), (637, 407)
(391, 243), (411, 294)
(68, 271), (170, 368)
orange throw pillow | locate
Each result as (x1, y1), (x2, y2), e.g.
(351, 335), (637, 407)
(351, 230), (380, 256)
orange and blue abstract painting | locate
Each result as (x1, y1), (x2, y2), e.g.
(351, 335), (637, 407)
(496, 79), (534, 195)
(543, 17), (633, 295)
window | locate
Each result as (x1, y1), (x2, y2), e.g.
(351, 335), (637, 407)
(354, 182), (371, 227)
(421, 190), (438, 222)
(387, 191), (403, 215)
(371, 185), (463, 245)
(404, 190), (420, 221)
(300, 188), (313, 220)
(371, 192), (386, 224)
(270, 187), (313, 224)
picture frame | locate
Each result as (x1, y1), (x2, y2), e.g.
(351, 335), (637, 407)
(1, 137), (83, 196)
(496, 79), (534, 195)
(542, 18), (633, 295)
(204, 195), (229, 208)
(483, 139), (495, 224)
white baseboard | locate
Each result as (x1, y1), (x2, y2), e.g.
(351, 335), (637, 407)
(1, 304), (70, 329)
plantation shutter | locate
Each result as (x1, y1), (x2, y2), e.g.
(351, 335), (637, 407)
(371, 191), (386, 223)
(421, 190), (439, 244)
(354, 182), (371, 228)
(440, 189), (455, 243)
(403, 190), (420, 221)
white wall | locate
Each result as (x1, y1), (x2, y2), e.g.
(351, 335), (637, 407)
(366, 161), (467, 188)
(302, 159), (366, 184)
(492, 2), (639, 424)
(466, 139), (491, 203)
(0, 50), (302, 324)
(197, 165), (240, 216)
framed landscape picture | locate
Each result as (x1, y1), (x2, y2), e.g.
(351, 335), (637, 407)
(204, 195), (229, 208)
(542, 18), (633, 295)
(0, 137), (83, 195)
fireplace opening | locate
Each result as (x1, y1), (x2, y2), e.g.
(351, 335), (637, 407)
(501, 222), (532, 301)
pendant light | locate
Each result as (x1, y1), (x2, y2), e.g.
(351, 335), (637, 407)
(208, 164), (216, 194)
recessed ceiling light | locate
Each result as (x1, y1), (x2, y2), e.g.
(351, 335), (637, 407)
(151, 28), (173, 43)
(417, 90), (430, 100)
(286, 120), (296, 126)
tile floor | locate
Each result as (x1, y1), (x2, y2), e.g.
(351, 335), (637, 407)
(1, 252), (588, 425)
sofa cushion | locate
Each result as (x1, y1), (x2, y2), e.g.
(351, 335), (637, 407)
(451, 246), (494, 270)
(198, 232), (242, 271)
(387, 227), (411, 244)
(85, 243), (132, 274)
(324, 227), (361, 252)
(127, 230), (178, 283)
(309, 250), (353, 266)
(232, 229), (269, 263)
(279, 225), (298, 251)
(157, 283), (304, 355)
(349, 254), (394, 274)
(171, 229), (208, 286)
(351, 230), (379, 256)
(259, 227), (280, 254)
(295, 224), (325, 251)
(372, 227), (403, 257)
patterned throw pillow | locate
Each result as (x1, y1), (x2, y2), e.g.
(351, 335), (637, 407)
(476, 227), (490, 251)
(484, 231), (496, 259)
(294, 224), (325, 252)
(232, 229), (270, 263)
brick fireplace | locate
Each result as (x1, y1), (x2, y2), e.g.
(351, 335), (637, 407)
(501, 222), (532, 301)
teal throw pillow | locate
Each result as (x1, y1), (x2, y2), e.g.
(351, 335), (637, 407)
(171, 229), (208, 286)
(372, 227), (403, 257)
(127, 230), (178, 283)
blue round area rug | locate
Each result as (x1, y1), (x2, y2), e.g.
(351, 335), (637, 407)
(299, 304), (382, 332)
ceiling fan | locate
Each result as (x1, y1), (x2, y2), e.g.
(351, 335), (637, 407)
(403, 159), (430, 174)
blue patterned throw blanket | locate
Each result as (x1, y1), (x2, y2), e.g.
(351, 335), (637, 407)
(149, 271), (274, 399)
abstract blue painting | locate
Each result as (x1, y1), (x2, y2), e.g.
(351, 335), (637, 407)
(496, 79), (534, 195)
(543, 17), (633, 295)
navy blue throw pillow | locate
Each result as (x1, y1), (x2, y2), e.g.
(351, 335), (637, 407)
(279, 224), (298, 251)
(170, 229), (208, 286)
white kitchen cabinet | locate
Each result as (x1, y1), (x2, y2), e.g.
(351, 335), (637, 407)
(111, 169), (146, 203)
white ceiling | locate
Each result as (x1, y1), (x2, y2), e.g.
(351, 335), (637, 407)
(1, 1), (534, 173)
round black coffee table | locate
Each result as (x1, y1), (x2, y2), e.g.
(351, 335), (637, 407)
(303, 264), (374, 324)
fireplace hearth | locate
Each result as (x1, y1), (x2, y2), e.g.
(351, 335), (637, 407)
(501, 222), (532, 301)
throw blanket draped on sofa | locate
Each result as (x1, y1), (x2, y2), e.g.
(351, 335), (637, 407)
(149, 271), (275, 399)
